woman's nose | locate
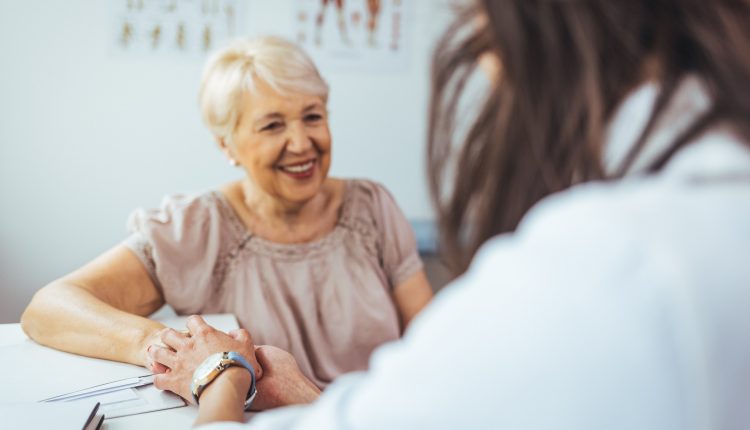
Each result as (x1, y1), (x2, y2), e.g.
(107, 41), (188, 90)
(286, 122), (313, 153)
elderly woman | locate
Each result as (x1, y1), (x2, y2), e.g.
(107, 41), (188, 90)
(20, 36), (433, 391)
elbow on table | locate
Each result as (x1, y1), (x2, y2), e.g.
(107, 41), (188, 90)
(20, 282), (63, 342)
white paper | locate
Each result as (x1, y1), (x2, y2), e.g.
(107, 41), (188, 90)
(93, 387), (141, 405)
(103, 384), (186, 419)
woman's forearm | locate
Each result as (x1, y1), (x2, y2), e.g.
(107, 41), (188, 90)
(21, 281), (165, 366)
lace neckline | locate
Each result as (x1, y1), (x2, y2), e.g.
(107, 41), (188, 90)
(210, 180), (355, 259)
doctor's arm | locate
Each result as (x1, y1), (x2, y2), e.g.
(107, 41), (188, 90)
(20, 244), (167, 368)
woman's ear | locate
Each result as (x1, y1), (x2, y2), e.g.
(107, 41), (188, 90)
(216, 136), (240, 167)
(479, 51), (501, 85)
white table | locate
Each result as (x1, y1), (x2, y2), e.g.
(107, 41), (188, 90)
(0, 314), (240, 430)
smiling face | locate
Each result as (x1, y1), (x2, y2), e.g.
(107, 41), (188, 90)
(226, 79), (332, 207)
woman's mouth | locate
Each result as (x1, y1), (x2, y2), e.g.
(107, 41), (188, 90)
(279, 159), (316, 179)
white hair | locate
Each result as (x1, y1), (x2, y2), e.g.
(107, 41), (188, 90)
(199, 36), (330, 140)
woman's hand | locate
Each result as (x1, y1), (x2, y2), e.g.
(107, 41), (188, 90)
(250, 345), (321, 411)
(143, 328), (170, 374)
(147, 315), (261, 404)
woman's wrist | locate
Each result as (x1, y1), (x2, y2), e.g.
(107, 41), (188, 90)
(277, 371), (321, 406)
(136, 323), (167, 366)
(297, 376), (322, 404)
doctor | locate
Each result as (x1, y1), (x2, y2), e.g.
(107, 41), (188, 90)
(149, 0), (750, 428)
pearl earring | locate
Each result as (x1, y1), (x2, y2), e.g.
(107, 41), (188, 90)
(229, 158), (240, 167)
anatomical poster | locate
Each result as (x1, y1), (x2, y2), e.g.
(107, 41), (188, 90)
(293, 0), (413, 73)
(110, 0), (242, 57)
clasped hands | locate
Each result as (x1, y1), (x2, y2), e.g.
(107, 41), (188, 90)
(146, 315), (320, 411)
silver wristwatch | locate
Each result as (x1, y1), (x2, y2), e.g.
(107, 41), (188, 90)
(190, 351), (257, 410)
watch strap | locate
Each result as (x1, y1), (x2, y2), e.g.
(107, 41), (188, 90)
(225, 352), (257, 411)
(191, 351), (257, 410)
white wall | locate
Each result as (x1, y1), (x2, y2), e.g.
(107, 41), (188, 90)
(0, 1), (452, 323)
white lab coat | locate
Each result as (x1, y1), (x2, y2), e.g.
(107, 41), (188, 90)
(201, 79), (750, 430)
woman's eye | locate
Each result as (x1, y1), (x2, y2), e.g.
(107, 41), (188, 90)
(262, 122), (283, 132)
(305, 114), (323, 122)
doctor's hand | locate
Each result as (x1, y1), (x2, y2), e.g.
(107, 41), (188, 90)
(147, 315), (262, 404)
(250, 345), (321, 411)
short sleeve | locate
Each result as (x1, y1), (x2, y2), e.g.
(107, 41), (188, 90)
(360, 181), (423, 288)
(121, 192), (229, 314)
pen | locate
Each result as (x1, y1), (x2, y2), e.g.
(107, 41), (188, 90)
(41, 375), (155, 402)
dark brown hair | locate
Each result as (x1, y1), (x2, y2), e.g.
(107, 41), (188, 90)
(429, 0), (750, 275)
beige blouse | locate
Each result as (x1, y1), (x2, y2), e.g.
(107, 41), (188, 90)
(123, 179), (422, 388)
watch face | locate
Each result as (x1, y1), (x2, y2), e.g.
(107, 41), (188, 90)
(195, 352), (223, 380)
